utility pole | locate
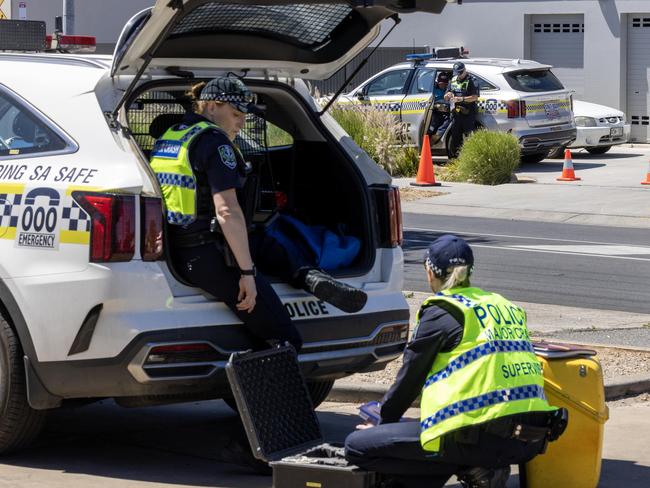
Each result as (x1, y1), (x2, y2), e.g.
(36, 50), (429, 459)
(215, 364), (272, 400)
(63, 0), (75, 34)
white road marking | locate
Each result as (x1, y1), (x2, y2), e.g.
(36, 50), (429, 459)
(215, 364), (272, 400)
(511, 244), (650, 256)
(404, 238), (650, 262)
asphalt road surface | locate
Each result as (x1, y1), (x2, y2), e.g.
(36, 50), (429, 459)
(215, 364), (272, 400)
(403, 213), (650, 314)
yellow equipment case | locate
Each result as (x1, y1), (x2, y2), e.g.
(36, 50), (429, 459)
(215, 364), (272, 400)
(524, 343), (609, 488)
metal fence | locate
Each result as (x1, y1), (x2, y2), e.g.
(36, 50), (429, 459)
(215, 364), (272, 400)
(310, 46), (428, 96)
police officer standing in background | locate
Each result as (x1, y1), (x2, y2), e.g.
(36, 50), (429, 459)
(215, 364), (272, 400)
(445, 62), (480, 158)
(345, 235), (566, 488)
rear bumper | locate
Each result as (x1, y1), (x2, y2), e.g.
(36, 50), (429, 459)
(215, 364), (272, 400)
(569, 124), (630, 148)
(31, 309), (409, 403)
(518, 128), (577, 154)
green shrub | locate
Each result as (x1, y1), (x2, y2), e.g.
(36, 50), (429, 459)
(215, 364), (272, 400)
(445, 130), (520, 185)
(329, 103), (418, 177)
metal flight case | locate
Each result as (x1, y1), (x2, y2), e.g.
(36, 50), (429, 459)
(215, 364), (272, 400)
(225, 345), (376, 488)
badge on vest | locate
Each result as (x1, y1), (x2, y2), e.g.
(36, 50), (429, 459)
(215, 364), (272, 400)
(218, 145), (237, 170)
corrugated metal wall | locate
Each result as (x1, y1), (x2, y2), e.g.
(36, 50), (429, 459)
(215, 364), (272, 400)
(310, 46), (428, 95)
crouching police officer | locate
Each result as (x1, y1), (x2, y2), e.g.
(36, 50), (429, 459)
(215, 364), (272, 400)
(345, 235), (567, 488)
(150, 76), (303, 351)
(445, 62), (480, 158)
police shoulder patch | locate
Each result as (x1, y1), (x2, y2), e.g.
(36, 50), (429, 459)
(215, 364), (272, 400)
(217, 145), (237, 170)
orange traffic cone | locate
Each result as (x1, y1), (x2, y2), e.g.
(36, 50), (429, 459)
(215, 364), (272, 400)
(410, 135), (441, 187)
(556, 149), (581, 181)
(642, 161), (650, 185)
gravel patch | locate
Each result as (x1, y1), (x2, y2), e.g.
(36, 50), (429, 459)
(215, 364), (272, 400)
(607, 392), (650, 408)
(398, 187), (447, 201)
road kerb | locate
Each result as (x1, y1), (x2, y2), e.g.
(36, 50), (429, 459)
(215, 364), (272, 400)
(329, 374), (650, 407)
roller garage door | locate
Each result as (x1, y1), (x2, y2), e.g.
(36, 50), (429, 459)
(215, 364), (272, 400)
(627, 15), (650, 142)
(530, 14), (585, 98)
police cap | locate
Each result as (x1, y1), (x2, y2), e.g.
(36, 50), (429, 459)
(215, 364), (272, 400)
(200, 75), (260, 114)
(452, 62), (466, 76)
(424, 234), (474, 278)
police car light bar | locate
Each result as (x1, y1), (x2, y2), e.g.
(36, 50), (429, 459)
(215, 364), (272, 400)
(46, 34), (96, 54)
(406, 53), (434, 63)
(0, 20), (46, 52)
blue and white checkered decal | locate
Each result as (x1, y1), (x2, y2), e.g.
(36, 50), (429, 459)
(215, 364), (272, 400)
(151, 140), (182, 158)
(420, 385), (547, 431)
(156, 172), (196, 190)
(61, 201), (90, 232)
(166, 210), (194, 225)
(0, 193), (22, 228)
(424, 340), (534, 388)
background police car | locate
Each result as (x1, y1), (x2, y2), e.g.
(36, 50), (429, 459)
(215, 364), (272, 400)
(0, 0), (459, 453)
(340, 55), (577, 163)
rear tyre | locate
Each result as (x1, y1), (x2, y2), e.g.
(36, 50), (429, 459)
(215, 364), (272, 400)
(0, 315), (46, 453)
(586, 145), (612, 155)
(306, 379), (335, 408)
(547, 146), (567, 159)
(520, 152), (549, 164)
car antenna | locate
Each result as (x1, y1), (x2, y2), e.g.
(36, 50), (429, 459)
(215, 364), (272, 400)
(319, 14), (401, 116)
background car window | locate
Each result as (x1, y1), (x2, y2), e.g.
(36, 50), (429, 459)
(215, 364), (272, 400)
(472, 75), (498, 91)
(0, 91), (67, 157)
(504, 70), (565, 92)
(364, 69), (412, 96)
(409, 69), (435, 94)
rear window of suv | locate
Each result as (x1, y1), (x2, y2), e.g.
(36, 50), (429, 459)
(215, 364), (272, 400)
(503, 70), (564, 92)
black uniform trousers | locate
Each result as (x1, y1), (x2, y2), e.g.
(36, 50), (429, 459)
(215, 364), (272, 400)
(173, 242), (303, 352)
(345, 413), (548, 488)
(449, 111), (477, 158)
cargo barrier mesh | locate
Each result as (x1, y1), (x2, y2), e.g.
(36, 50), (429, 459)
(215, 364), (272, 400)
(227, 346), (321, 460)
(171, 4), (351, 47)
(127, 89), (267, 159)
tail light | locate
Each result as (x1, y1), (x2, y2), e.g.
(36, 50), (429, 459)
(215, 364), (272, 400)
(506, 100), (527, 118)
(46, 34), (96, 53)
(520, 100), (527, 118)
(373, 185), (403, 248)
(72, 192), (135, 262)
(141, 197), (163, 261)
(389, 186), (403, 247)
(570, 94), (574, 112)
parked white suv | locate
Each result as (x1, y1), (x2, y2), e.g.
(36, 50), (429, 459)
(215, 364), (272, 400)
(0, 0), (454, 452)
(339, 55), (577, 163)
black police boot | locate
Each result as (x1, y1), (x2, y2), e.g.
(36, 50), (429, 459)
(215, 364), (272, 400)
(303, 269), (368, 313)
(457, 466), (511, 488)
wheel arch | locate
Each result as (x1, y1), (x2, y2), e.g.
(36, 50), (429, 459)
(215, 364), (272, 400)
(0, 279), (37, 361)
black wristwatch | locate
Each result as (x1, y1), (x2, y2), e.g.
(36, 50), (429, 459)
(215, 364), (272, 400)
(240, 266), (256, 277)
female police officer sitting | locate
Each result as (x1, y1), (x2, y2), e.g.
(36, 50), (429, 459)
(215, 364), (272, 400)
(151, 76), (366, 352)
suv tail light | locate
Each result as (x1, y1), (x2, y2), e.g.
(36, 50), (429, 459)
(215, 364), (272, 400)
(373, 185), (403, 248)
(506, 100), (526, 118)
(141, 197), (163, 261)
(73, 192), (135, 262)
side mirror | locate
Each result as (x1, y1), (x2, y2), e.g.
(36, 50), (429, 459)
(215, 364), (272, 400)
(356, 91), (366, 101)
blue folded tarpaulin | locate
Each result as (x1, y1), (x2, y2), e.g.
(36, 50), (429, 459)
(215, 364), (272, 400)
(265, 214), (360, 270)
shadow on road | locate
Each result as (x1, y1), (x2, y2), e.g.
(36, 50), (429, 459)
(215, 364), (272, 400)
(518, 161), (607, 174)
(599, 458), (650, 487)
(0, 401), (361, 488)
(570, 152), (644, 160)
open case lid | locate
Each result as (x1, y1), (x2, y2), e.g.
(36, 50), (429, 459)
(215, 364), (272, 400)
(225, 346), (323, 462)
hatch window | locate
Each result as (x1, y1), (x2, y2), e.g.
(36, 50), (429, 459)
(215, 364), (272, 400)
(171, 3), (352, 47)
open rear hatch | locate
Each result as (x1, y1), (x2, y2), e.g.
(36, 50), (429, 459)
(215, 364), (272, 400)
(111, 0), (449, 109)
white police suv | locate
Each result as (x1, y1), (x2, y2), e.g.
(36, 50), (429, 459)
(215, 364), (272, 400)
(341, 53), (577, 163)
(0, 0), (452, 452)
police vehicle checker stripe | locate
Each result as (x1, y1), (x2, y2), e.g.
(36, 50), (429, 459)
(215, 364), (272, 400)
(420, 384), (547, 431)
(423, 340), (535, 388)
(166, 210), (194, 225)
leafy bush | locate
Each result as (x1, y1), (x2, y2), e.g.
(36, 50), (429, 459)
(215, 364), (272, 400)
(329, 103), (418, 177)
(445, 130), (520, 185)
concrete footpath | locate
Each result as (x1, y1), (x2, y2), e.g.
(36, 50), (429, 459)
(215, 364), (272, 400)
(395, 145), (650, 229)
